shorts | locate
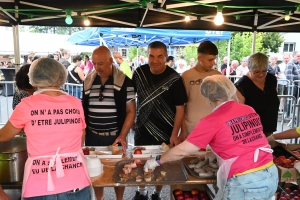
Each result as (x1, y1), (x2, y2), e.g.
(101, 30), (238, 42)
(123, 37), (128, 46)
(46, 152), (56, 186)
(85, 128), (118, 146)
(222, 164), (278, 200)
(23, 186), (90, 200)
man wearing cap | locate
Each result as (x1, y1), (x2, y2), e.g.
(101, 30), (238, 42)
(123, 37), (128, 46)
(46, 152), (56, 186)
(82, 46), (136, 200)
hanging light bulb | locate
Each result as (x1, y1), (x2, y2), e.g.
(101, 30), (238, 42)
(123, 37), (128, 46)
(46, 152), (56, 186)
(65, 9), (73, 25)
(214, 5), (224, 26)
(83, 16), (90, 26)
(285, 10), (290, 21)
(185, 15), (190, 22)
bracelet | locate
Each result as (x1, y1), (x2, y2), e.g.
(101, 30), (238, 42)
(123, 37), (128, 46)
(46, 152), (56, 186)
(156, 160), (162, 165)
(296, 126), (300, 134)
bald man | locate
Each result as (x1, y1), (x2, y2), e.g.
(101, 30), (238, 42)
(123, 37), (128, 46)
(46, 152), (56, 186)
(113, 52), (132, 79)
(82, 46), (136, 200)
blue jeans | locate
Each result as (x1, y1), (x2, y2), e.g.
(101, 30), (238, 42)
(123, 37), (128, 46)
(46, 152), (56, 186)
(222, 164), (278, 200)
(23, 186), (90, 200)
(68, 86), (82, 99)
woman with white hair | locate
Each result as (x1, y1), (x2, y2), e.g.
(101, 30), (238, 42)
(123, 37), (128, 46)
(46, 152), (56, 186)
(0, 58), (91, 199)
(144, 75), (278, 200)
(235, 53), (279, 137)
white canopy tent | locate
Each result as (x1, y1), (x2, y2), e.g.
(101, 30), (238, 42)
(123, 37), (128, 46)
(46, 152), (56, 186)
(0, 27), (95, 59)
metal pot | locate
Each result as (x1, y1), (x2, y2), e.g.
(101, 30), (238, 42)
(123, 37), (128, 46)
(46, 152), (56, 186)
(0, 137), (27, 183)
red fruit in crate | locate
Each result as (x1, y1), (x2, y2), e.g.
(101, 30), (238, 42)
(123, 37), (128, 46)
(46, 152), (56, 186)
(175, 194), (184, 200)
(199, 191), (206, 197)
(291, 193), (296, 198)
(279, 197), (287, 200)
(283, 159), (292, 164)
(289, 157), (296, 162)
(134, 149), (142, 154)
(173, 189), (183, 196)
(285, 188), (292, 194)
(285, 194), (291, 200)
(183, 191), (192, 198)
(279, 156), (287, 161)
(191, 189), (199, 195)
(294, 196), (300, 200)
(294, 190), (300, 195)
(192, 194), (200, 200)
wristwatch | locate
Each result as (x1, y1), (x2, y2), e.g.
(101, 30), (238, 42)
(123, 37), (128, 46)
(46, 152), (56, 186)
(156, 155), (162, 165)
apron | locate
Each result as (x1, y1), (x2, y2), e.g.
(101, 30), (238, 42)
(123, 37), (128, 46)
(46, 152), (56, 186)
(22, 148), (91, 196)
(208, 101), (273, 199)
(212, 145), (273, 200)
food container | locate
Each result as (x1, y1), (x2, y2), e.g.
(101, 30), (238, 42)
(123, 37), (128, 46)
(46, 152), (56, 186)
(113, 160), (189, 184)
(0, 137), (27, 183)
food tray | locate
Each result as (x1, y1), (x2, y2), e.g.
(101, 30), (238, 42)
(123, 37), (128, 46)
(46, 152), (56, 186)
(83, 146), (123, 159)
(182, 157), (217, 179)
(113, 160), (189, 184)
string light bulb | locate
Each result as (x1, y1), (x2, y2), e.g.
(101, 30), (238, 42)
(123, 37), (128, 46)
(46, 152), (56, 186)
(214, 5), (224, 26)
(83, 16), (90, 26)
(285, 10), (290, 21)
(65, 9), (73, 25)
(185, 15), (190, 22)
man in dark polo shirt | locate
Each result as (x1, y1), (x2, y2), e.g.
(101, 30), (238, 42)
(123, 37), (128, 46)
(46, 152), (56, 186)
(82, 46), (136, 200)
(132, 41), (187, 200)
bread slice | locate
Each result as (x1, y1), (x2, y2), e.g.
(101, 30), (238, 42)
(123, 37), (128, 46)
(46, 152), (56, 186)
(109, 144), (119, 155)
(161, 142), (170, 151)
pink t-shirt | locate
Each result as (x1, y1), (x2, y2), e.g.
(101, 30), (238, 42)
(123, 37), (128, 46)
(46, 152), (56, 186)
(187, 101), (273, 178)
(83, 61), (94, 75)
(10, 94), (90, 197)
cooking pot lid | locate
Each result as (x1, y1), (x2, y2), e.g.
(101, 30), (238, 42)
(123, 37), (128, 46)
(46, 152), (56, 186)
(0, 137), (27, 153)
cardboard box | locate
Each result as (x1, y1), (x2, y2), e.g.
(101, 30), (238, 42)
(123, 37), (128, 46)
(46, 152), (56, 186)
(277, 166), (300, 182)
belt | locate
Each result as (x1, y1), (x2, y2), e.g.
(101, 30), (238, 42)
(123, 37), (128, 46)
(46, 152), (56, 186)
(235, 161), (274, 177)
(88, 127), (118, 136)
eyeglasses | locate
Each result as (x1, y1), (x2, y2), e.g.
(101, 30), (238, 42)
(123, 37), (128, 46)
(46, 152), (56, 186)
(252, 70), (267, 75)
(99, 85), (105, 101)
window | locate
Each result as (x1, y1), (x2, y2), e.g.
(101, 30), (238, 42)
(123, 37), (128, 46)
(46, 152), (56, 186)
(283, 43), (295, 52)
(121, 49), (127, 57)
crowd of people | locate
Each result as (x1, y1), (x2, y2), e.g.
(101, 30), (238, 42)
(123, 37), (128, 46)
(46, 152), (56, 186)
(2, 40), (300, 200)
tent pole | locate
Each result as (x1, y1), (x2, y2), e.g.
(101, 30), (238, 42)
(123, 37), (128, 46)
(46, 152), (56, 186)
(12, 25), (21, 72)
(252, 31), (257, 54)
(137, 47), (139, 67)
(226, 39), (231, 77)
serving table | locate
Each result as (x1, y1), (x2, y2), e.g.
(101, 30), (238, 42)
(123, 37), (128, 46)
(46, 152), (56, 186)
(92, 158), (216, 187)
(92, 158), (217, 199)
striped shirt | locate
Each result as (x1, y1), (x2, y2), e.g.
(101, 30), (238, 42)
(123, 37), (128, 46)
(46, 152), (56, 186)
(87, 75), (135, 132)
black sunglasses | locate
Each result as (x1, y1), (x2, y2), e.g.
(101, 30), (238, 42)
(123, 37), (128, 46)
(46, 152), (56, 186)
(99, 85), (105, 101)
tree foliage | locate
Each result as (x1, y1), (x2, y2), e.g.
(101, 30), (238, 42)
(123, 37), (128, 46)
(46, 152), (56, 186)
(179, 44), (198, 64)
(128, 46), (147, 61)
(259, 32), (284, 53)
